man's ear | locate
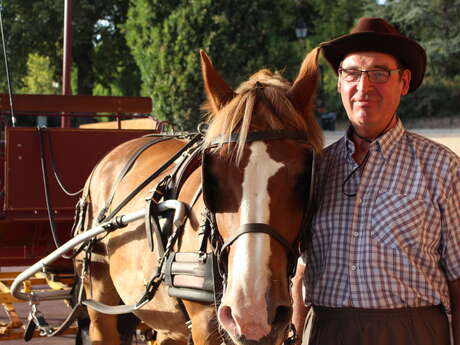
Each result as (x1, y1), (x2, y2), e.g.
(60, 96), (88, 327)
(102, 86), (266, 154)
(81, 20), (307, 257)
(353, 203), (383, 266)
(401, 69), (412, 95)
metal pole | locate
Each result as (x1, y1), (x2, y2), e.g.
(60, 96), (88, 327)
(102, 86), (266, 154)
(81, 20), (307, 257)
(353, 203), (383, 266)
(0, 5), (17, 127)
(11, 200), (187, 301)
(61, 0), (72, 128)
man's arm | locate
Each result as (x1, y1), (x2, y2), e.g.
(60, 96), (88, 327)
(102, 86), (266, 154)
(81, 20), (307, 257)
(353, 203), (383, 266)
(292, 262), (309, 345)
(449, 278), (460, 345)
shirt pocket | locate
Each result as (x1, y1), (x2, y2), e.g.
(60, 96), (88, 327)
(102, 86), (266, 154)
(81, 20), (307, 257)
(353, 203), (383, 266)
(370, 192), (426, 249)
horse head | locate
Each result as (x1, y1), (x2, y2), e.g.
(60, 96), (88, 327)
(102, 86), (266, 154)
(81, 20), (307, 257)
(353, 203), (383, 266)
(200, 49), (323, 345)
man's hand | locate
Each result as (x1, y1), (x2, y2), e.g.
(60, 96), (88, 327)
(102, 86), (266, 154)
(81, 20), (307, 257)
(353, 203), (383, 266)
(291, 262), (309, 345)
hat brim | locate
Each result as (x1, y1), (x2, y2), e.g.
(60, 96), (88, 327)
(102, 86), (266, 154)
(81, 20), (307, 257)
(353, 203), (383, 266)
(321, 32), (426, 93)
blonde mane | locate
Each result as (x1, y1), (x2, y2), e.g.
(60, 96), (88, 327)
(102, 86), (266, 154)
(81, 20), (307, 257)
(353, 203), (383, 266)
(203, 69), (323, 162)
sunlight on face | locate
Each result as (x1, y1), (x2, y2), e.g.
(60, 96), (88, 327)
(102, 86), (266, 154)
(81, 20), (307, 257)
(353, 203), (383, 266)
(338, 51), (411, 138)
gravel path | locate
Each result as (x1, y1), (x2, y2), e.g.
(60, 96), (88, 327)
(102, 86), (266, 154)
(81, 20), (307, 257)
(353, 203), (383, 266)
(324, 128), (460, 155)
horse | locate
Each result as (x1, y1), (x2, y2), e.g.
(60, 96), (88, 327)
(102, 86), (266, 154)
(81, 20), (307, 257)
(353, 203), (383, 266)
(73, 48), (323, 345)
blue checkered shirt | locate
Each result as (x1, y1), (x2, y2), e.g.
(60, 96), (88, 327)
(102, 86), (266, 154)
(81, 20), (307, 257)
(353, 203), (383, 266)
(304, 120), (460, 309)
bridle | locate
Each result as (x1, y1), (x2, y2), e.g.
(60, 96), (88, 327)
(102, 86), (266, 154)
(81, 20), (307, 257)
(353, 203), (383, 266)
(200, 128), (315, 345)
(203, 82), (316, 286)
(202, 129), (314, 284)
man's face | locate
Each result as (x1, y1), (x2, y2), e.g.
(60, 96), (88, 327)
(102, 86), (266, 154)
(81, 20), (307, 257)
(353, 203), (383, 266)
(338, 51), (411, 137)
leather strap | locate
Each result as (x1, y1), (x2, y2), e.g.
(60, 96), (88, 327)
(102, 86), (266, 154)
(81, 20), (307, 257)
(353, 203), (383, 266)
(97, 136), (171, 223)
(209, 129), (308, 147)
(102, 134), (202, 223)
(220, 223), (296, 256)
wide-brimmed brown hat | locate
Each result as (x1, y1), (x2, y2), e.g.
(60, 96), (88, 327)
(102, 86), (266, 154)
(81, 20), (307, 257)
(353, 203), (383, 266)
(320, 17), (426, 93)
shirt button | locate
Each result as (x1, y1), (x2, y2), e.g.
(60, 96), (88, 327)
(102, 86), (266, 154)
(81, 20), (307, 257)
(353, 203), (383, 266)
(353, 232), (359, 237)
(351, 265), (358, 271)
(356, 197), (362, 205)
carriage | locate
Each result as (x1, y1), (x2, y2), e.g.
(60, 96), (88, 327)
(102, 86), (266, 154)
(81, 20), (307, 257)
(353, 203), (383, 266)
(0, 93), (158, 342)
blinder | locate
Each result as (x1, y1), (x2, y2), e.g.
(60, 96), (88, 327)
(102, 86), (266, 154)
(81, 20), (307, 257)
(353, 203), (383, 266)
(162, 252), (216, 303)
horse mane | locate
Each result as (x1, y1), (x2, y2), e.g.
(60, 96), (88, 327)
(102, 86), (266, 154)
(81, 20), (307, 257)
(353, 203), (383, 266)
(202, 68), (323, 162)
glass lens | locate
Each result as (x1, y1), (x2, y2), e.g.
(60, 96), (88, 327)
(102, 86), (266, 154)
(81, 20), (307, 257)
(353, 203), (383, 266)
(368, 70), (390, 83)
(340, 69), (391, 83)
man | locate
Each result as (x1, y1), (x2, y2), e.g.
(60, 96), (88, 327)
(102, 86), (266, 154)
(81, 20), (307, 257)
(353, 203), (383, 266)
(292, 17), (460, 345)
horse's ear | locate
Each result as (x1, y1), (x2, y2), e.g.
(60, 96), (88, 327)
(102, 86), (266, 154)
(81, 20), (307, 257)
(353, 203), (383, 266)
(287, 47), (321, 116)
(200, 50), (235, 113)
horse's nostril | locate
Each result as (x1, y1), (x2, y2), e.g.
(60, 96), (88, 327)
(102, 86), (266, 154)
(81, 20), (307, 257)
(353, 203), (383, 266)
(273, 305), (292, 326)
(218, 305), (237, 335)
(219, 305), (233, 324)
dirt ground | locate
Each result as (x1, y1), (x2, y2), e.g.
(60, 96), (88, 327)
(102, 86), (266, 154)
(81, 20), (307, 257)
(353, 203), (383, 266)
(325, 124), (460, 156)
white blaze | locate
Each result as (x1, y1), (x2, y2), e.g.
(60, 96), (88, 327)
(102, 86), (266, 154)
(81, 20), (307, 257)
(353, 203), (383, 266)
(228, 141), (284, 306)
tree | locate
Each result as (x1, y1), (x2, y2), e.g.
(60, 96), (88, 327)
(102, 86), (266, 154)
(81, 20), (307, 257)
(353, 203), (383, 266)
(363, 0), (460, 118)
(21, 53), (59, 94)
(364, 0), (460, 80)
(301, 0), (370, 117)
(125, 0), (301, 130)
(73, 0), (141, 96)
(0, 0), (140, 97)
(0, 0), (62, 93)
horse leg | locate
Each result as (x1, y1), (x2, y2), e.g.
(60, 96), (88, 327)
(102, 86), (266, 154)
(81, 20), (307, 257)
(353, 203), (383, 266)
(117, 313), (141, 345)
(87, 308), (119, 345)
(75, 306), (91, 345)
(82, 260), (122, 345)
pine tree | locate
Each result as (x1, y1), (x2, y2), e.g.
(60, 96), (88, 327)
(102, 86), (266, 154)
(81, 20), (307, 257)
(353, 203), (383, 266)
(125, 0), (300, 130)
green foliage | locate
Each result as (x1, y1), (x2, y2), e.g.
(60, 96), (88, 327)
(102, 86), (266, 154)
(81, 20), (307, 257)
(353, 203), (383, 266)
(305, 0), (369, 45)
(363, 0), (460, 119)
(0, 0), (140, 97)
(20, 53), (59, 94)
(299, 0), (372, 117)
(2, 0), (459, 125)
(398, 78), (460, 119)
(0, 0), (62, 93)
(125, 0), (300, 130)
(364, 0), (460, 79)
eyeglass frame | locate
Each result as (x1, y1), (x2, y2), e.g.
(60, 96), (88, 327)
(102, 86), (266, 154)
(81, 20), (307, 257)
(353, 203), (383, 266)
(338, 67), (404, 84)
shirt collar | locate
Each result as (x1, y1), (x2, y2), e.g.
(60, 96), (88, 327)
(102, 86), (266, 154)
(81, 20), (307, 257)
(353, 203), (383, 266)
(376, 118), (405, 159)
(343, 118), (405, 160)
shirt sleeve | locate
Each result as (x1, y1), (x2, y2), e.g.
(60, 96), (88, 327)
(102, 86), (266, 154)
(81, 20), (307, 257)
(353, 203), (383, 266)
(440, 155), (460, 281)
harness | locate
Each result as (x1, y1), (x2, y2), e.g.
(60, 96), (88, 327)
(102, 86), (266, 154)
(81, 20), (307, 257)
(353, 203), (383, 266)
(25, 128), (315, 343)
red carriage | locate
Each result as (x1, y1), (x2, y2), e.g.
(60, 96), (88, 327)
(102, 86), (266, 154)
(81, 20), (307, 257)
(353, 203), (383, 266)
(0, 93), (157, 341)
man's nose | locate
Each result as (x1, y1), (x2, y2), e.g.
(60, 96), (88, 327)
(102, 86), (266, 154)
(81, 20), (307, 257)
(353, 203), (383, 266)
(357, 71), (372, 92)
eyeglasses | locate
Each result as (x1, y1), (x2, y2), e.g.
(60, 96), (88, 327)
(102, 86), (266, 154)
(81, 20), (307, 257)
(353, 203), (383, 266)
(338, 68), (403, 83)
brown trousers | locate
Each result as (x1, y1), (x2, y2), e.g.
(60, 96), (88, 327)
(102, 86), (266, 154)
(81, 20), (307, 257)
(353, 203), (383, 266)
(303, 305), (451, 345)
